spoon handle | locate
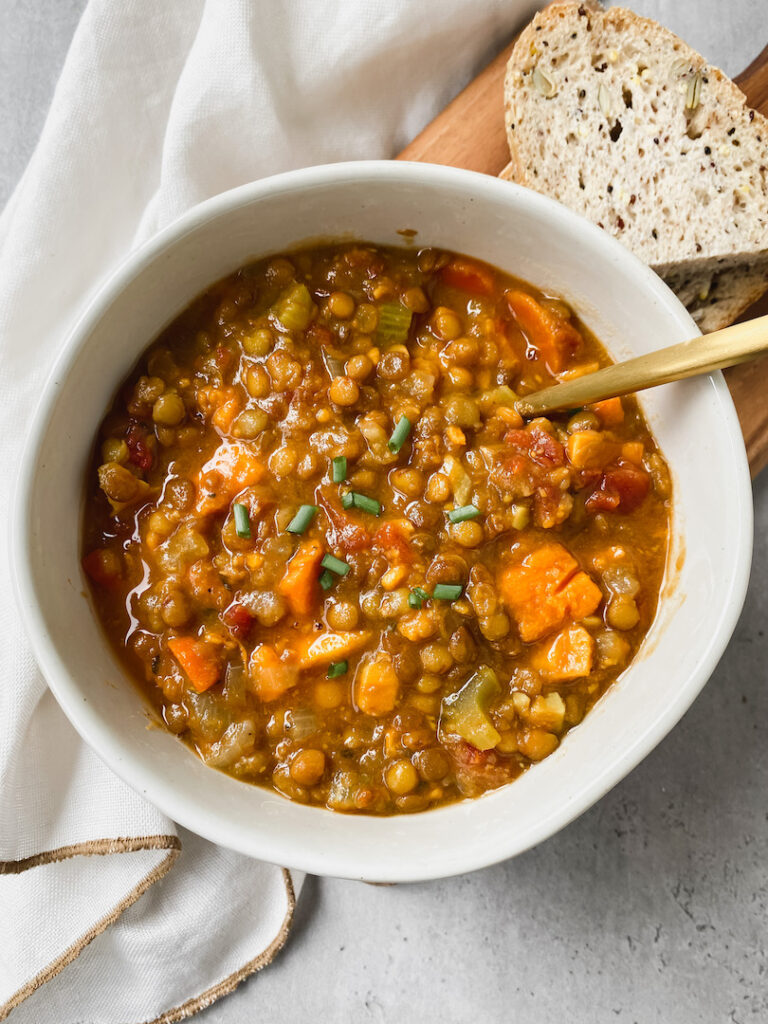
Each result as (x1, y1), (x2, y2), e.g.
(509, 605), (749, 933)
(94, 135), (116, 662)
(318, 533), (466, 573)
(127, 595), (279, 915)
(516, 314), (768, 417)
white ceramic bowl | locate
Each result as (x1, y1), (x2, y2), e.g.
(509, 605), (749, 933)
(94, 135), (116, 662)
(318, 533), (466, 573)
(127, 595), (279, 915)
(12, 161), (752, 881)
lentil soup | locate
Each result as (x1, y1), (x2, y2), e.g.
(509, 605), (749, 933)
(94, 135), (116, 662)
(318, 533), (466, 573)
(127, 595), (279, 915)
(82, 243), (671, 814)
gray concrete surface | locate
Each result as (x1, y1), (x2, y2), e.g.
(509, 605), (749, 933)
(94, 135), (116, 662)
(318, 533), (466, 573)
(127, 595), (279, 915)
(2, 2), (767, 1021)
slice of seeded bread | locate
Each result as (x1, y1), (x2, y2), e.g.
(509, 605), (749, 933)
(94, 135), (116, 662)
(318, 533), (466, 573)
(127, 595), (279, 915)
(502, 2), (768, 331)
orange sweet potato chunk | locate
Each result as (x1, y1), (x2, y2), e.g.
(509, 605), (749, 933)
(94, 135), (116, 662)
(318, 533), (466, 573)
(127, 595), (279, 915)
(532, 624), (594, 681)
(194, 442), (265, 516)
(249, 643), (298, 702)
(277, 539), (324, 617)
(354, 653), (400, 716)
(566, 430), (620, 470)
(497, 543), (602, 643)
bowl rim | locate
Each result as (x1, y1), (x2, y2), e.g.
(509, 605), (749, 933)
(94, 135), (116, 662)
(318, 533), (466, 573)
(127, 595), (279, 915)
(11, 160), (754, 880)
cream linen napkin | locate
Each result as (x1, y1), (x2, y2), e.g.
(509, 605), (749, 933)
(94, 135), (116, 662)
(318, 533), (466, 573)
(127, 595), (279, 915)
(0, 0), (537, 1019)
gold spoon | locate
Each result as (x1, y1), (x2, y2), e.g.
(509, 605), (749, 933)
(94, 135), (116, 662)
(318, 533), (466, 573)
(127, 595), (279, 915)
(515, 314), (768, 418)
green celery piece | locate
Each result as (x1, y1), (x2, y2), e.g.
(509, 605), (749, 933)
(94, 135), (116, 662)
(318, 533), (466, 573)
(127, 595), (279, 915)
(275, 283), (314, 332)
(440, 666), (501, 751)
(376, 302), (412, 345)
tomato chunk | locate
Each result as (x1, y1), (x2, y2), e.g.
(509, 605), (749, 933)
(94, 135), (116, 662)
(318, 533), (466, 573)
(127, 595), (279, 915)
(506, 426), (565, 467)
(373, 520), (414, 565)
(125, 423), (154, 471)
(221, 602), (255, 640)
(586, 460), (650, 515)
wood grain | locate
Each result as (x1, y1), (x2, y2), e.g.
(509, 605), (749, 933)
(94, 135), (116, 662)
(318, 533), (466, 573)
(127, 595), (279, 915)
(397, 33), (768, 476)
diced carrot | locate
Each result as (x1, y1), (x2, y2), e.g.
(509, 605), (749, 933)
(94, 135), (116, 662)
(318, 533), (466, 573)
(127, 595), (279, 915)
(505, 290), (583, 373)
(621, 442), (644, 465)
(82, 548), (122, 587)
(249, 643), (298, 702)
(294, 630), (372, 670)
(168, 636), (223, 693)
(194, 442), (265, 516)
(590, 397), (624, 426)
(441, 258), (495, 296)
(566, 430), (620, 470)
(532, 625), (594, 681)
(497, 543), (602, 642)
(277, 539), (324, 617)
(354, 653), (400, 716)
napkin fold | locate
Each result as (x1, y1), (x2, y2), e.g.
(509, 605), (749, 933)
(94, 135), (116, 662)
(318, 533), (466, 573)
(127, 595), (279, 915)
(0, 0), (535, 1019)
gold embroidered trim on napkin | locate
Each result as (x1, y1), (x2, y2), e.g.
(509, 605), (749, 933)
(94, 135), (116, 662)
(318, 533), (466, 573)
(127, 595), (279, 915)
(148, 869), (296, 1024)
(0, 838), (295, 1023)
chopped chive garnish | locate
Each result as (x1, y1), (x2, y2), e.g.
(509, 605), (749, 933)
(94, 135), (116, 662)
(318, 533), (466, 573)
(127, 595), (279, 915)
(321, 553), (350, 577)
(233, 503), (251, 538)
(350, 492), (381, 515)
(340, 491), (381, 515)
(286, 504), (318, 535)
(327, 660), (348, 678)
(408, 586), (430, 609)
(447, 504), (482, 524)
(388, 415), (412, 453)
(432, 583), (463, 601)
(319, 569), (336, 591)
(332, 456), (347, 483)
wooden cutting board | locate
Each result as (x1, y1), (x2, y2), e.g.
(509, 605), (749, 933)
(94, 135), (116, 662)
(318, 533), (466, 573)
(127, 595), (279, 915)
(398, 35), (768, 476)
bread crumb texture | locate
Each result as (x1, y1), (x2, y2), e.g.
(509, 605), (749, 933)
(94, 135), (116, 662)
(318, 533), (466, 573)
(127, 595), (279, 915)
(503, 1), (768, 331)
